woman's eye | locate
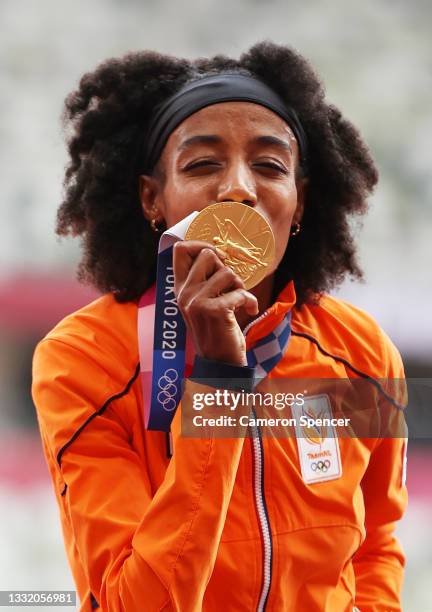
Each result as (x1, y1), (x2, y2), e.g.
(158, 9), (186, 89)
(255, 161), (287, 174)
(184, 160), (220, 171)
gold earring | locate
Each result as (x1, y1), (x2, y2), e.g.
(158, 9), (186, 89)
(149, 205), (163, 233)
(290, 222), (301, 237)
(150, 217), (162, 233)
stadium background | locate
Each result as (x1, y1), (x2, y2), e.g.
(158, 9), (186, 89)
(0, 0), (431, 609)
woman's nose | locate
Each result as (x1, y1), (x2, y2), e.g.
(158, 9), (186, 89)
(216, 163), (257, 206)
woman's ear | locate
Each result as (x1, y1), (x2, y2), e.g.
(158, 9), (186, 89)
(294, 176), (308, 224)
(139, 174), (165, 225)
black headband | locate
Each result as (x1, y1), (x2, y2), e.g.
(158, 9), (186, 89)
(141, 73), (308, 173)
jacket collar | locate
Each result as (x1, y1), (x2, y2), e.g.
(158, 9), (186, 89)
(245, 280), (296, 348)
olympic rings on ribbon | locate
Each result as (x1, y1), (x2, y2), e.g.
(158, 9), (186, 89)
(311, 460), (331, 472)
(157, 368), (179, 412)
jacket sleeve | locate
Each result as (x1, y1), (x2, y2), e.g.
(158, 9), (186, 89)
(352, 329), (408, 612)
(32, 337), (246, 612)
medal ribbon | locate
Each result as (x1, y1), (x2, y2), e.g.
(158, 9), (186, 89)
(138, 212), (198, 431)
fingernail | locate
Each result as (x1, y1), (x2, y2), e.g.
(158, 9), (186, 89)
(215, 248), (226, 259)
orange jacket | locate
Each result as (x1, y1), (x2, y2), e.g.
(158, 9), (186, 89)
(32, 281), (407, 612)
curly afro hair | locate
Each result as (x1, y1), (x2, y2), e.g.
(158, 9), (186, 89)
(57, 41), (378, 306)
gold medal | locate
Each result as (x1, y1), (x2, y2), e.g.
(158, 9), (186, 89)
(184, 202), (275, 290)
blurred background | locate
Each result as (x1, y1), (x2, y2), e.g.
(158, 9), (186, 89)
(0, 0), (431, 609)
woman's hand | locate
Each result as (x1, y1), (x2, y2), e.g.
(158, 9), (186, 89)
(173, 241), (259, 366)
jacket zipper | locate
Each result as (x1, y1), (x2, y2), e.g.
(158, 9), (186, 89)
(241, 310), (269, 337)
(243, 314), (273, 611)
(250, 417), (272, 611)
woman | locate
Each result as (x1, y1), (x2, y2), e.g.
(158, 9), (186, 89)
(32, 42), (407, 611)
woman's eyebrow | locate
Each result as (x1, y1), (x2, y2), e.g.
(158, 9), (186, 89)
(177, 134), (293, 153)
(253, 135), (292, 153)
(178, 135), (222, 151)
